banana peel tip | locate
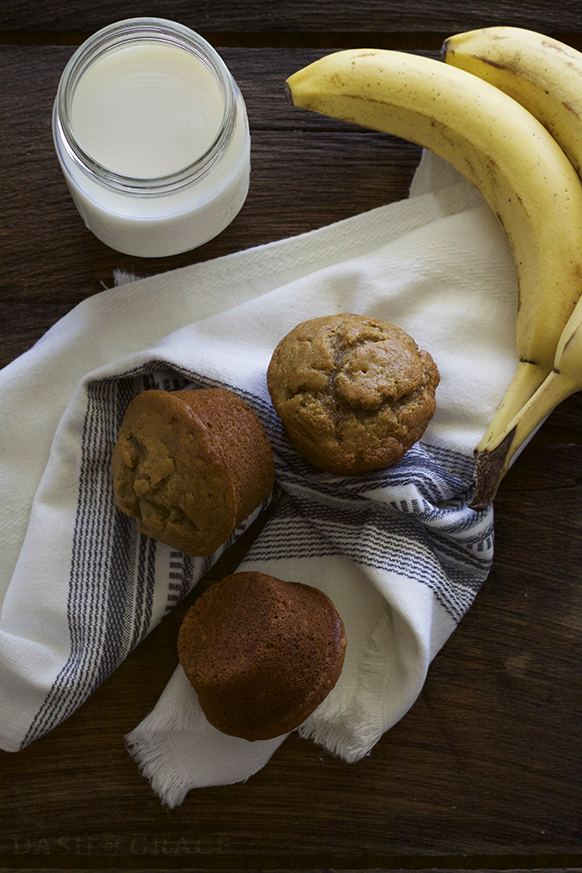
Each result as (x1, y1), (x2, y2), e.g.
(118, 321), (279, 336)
(469, 426), (517, 511)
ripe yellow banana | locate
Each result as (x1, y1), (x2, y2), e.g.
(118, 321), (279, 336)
(442, 27), (582, 460)
(470, 290), (582, 509)
(286, 49), (582, 502)
(442, 27), (582, 176)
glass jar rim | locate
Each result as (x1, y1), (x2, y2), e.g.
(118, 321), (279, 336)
(54, 17), (238, 194)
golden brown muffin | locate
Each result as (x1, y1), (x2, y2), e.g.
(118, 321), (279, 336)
(178, 571), (347, 740)
(111, 388), (275, 555)
(267, 313), (440, 475)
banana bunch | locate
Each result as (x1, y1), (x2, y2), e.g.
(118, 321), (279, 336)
(441, 26), (582, 506)
(286, 35), (582, 507)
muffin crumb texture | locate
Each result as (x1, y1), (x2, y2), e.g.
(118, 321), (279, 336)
(267, 313), (440, 474)
(111, 388), (274, 556)
(178, 571), (347, 741)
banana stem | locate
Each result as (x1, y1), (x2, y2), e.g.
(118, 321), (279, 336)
(469, 369), (575, 510)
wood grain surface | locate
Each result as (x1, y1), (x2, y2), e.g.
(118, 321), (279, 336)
(2, 0), (582, 37)
(0, 3), (581, 871)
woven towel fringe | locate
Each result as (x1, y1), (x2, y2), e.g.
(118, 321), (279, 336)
(298, 607), (420, 762)
(124, 667), (289, 805)
(124, 669), (212, 807)
(113, 268), (141, 286)
(125, 727), (194, 808)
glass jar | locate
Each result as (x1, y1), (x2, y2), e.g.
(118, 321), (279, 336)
(52, 18), (251, 257)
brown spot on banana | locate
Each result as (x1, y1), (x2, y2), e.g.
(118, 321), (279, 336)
(473, 55), (515, 73)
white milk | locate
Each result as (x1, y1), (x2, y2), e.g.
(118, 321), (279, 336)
(53, 19), (251, 257)
(70, 44), (225, 178)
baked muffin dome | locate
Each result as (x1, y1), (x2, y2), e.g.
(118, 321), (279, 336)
(178, 571), (347, 741)
(267, 313), (440, 475)
(111, 387), (274, 556)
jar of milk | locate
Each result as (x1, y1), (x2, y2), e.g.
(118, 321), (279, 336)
(52, 18), (251, 257)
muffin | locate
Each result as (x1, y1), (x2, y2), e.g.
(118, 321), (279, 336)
(267, 313), (440, 475)
(178, 571), (347, 740)
(111, 387), (275, 556)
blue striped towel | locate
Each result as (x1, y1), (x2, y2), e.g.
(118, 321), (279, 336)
(0, 152), (518, 805)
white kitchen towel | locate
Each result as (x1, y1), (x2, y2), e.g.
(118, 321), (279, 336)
(0, 151), (518, 805)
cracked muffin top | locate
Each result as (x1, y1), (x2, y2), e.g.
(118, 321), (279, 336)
(267, 313), (440, 475)
(110, 387), (274, 556)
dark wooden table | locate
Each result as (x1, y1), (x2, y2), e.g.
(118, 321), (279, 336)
(1, 2), (581, 871)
